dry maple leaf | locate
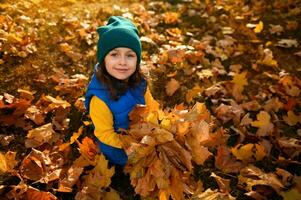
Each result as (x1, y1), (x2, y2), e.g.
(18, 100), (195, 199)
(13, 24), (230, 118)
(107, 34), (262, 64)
(165, 78), (180, 96)
(251, 111), (274, 137)
(17, 88), (35, 101)
(277, 137), (301, 158)
(254, 21), (264, 33)
(0, 98), (31, 127)
(162, 12), (180, 24)
(210, 172), (231, 193)
(59, 126), (83, 151)
(283, 111), (300, 126)
(196, 69), (213, 80)
(192, 188), (235, 200)
(231, 71), (248, 101)
(58, 166), (83, 192)
(275, 168), (294, 188)
(167, 48), (186, 64)
(215, 146), (243, 173)
(25, 105), (45, 125)
(263, 97), (284, 112)
(75, 154), (115, 199)
(19, 149), (49, 181)
(239, 165), (284, 192)
(0, 151), (17, 174)
(25, 123), (56, 148)
(257, 48), (278, 67)
(281, 188), (301, 200)
(231, 143), (266, 162)
(102, 188), (121, 200)
(26, 186), (57, 200)
(214, 103), (244, 124)
(76, 137), (99, 162)
(185, 85), (203, 103)
(5, 180), (28, 199)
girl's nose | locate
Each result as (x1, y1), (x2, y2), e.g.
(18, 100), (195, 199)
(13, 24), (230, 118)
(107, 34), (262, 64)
(119, 55), (126, 65)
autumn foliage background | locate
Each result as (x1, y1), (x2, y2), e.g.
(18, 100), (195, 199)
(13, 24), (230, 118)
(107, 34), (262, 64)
(0, 0), (301, 199)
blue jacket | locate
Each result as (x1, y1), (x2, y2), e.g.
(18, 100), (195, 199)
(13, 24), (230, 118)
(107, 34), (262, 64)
(85, 65), (146, 165)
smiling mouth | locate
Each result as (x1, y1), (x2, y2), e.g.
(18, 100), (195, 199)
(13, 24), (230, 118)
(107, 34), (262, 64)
(115, 68), (129, 72)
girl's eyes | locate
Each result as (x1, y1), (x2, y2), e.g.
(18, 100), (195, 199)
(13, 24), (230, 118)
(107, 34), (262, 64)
(110, 53), (135, 58)
(127, 54), (135, 58)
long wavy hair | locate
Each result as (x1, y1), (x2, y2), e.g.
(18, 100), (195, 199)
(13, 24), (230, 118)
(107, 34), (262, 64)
(95, 62), (146, 100)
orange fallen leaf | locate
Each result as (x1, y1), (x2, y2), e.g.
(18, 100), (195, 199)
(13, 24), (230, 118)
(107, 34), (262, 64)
(185, 85), (203, 103)
(77, 137), (98, 162)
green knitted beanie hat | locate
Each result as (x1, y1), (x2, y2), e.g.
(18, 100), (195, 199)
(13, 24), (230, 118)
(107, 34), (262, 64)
(96, 16), (142, 64)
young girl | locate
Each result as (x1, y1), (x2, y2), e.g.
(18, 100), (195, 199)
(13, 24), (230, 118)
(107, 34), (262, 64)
(85, 16), (155, 166)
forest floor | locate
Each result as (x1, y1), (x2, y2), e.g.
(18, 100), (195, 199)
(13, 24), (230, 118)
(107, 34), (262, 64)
(0, 0), (301, 199)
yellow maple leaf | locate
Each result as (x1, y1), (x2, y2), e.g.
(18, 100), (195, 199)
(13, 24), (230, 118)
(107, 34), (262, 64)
(231, 143), (266, 161)
(232, 71), (248, 92)
(93, 154), (115, 188)
(232, 144), (253, 161)
(251, 111), (271, 127)
(0, 152), (8, 174)
(254, 21), (264, 33)
(146, 112), (159, 125)
(232, 71), (248, 101)
(251, 111), (274, 136)
(160, 118), (171, 130)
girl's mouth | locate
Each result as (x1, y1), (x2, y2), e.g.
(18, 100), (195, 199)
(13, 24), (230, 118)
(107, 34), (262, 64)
(115, 68), (129, 72)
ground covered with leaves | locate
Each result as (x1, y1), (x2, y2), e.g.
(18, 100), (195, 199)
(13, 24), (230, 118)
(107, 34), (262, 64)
(0, 0), (301, 199)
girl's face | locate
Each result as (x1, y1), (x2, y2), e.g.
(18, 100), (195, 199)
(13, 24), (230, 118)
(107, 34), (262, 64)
(104, 47), (137, 80)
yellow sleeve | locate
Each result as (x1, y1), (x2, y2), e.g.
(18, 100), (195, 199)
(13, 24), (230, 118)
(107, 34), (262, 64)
(89, 96), (122, 148)
(144, 86), (160, 111)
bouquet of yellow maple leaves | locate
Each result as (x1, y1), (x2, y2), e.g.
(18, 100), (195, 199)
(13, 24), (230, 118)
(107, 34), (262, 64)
(120, 101), (230, 199)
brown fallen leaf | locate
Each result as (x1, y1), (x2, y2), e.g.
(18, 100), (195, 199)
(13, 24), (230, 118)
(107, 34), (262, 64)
(210, 172), (231, 193)
(215, 145), (243, 173)
(26, 186), (57, 200)
(58, 166), (83, 192)
(25, 123), (56, 148)
(165, 78), (180, 96)
(20, 149), (49, 181)
(239, 165), (284, 192)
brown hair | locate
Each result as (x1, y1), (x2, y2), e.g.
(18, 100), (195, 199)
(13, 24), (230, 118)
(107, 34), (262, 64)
(95, 62), (146, 100)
